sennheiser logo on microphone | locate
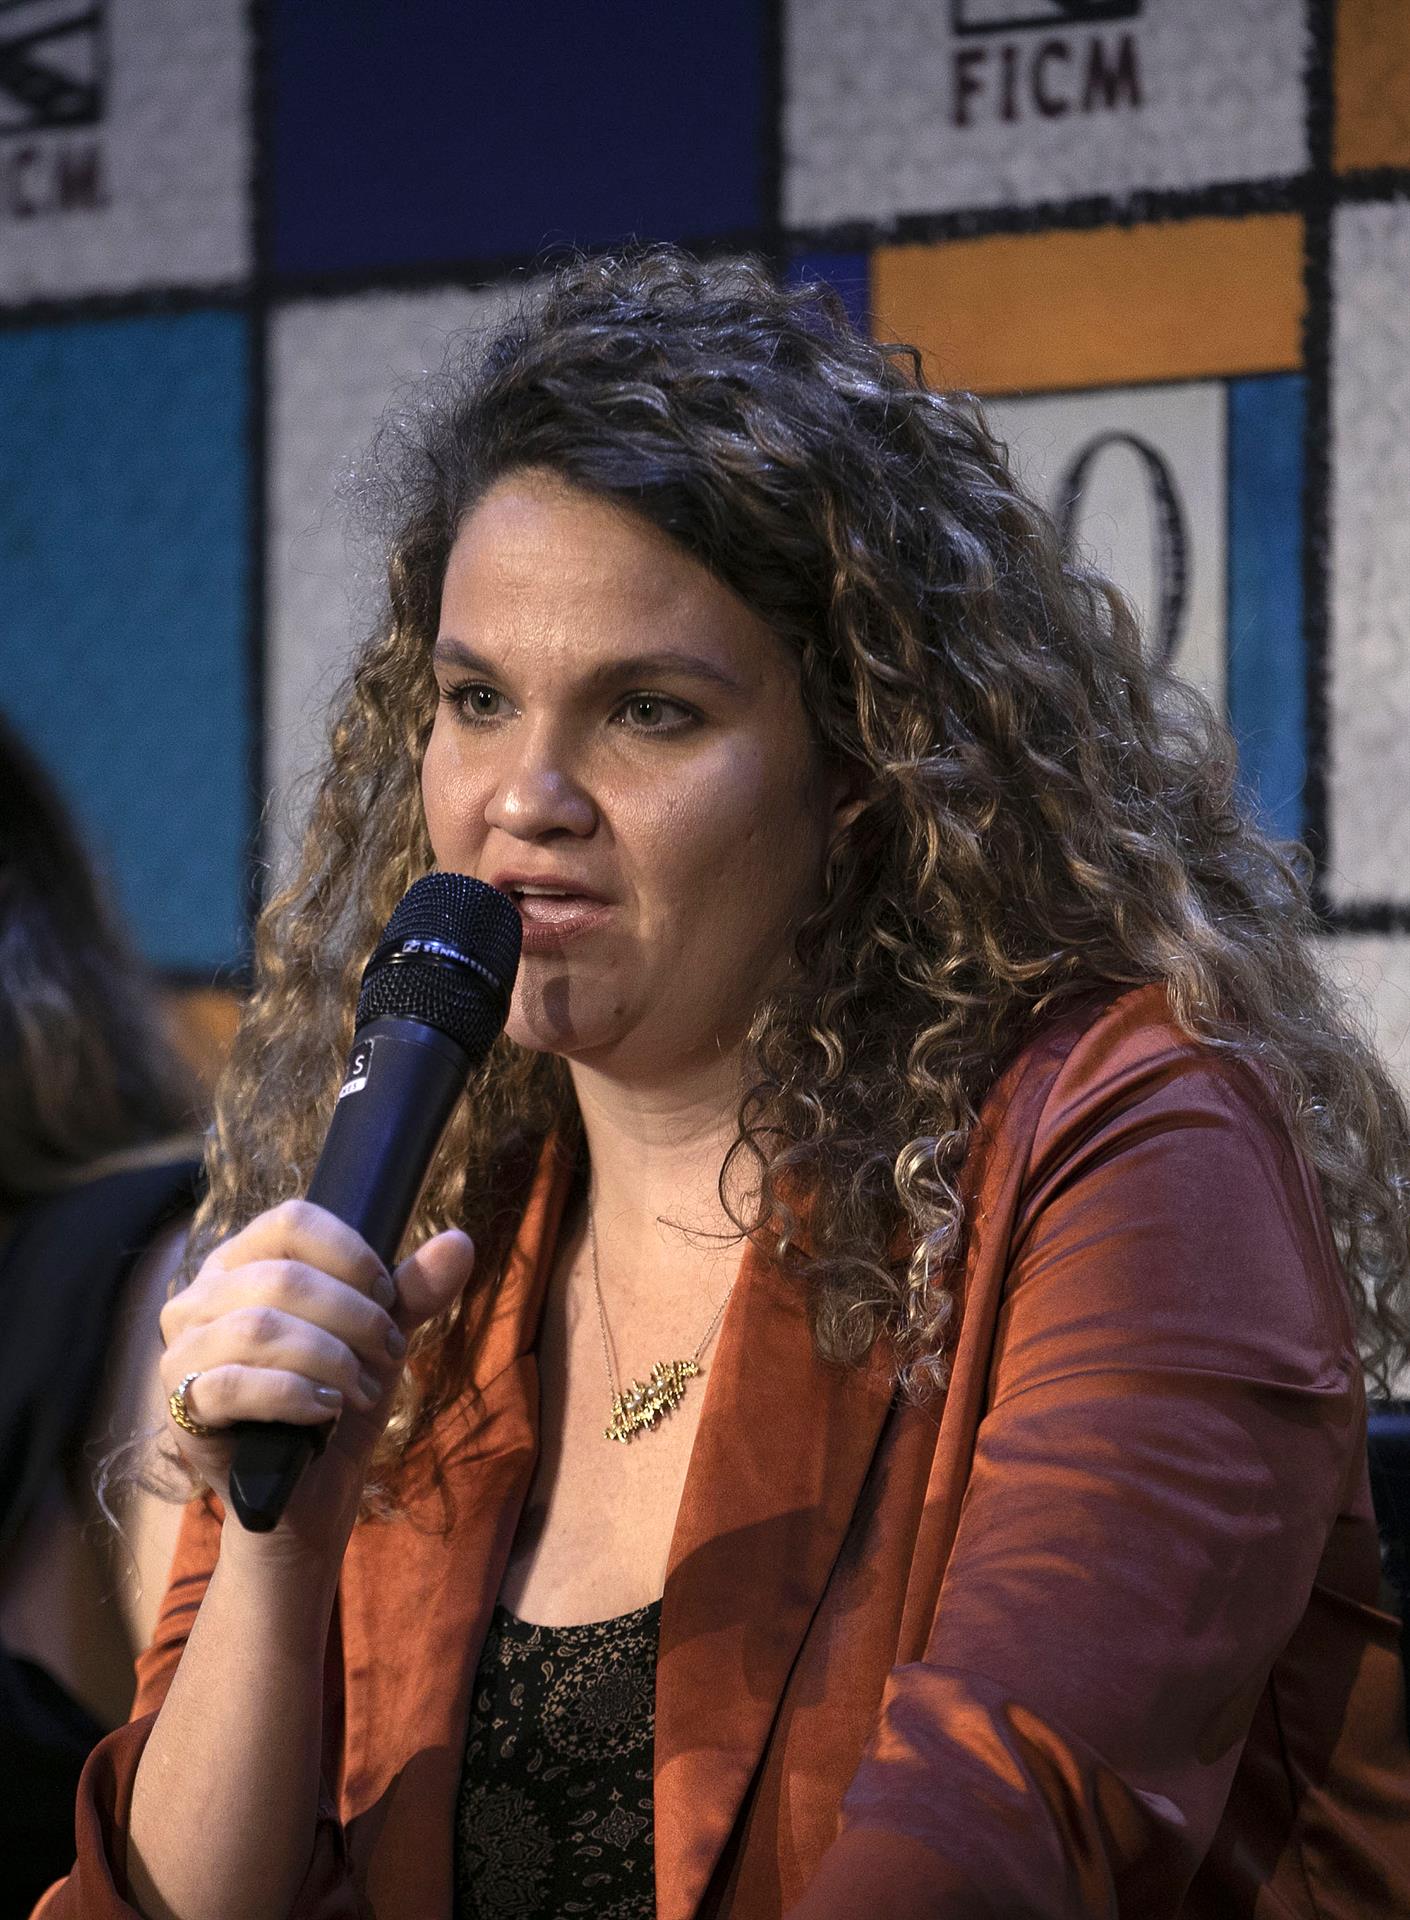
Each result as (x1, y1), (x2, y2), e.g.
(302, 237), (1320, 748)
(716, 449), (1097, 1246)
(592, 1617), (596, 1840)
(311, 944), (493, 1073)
(337, 1037), (376, 1101)
(399, 936), (464, 961)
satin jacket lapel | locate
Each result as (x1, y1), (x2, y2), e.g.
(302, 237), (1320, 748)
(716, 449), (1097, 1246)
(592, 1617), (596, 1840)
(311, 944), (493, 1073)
(337, 1136), (577, 1915)
(654, 1237), (895, 1920)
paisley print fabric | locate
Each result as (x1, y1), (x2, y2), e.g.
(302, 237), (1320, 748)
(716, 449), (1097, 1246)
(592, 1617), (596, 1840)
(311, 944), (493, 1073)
(454, 1600), (660, 1919)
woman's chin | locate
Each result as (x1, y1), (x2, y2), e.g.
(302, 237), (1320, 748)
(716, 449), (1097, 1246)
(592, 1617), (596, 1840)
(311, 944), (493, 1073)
(503, 994), (620, 1061)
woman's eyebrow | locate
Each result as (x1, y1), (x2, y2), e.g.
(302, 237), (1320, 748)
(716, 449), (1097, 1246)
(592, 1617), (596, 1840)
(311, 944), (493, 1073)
(432, 636), (492, 673)
(433, 636), (746, 694)
(591, 650), (746, 693)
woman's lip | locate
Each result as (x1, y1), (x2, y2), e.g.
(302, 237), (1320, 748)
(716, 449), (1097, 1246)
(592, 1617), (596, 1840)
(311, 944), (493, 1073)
(491, 873), (610, 905)
(513, 896), (614, 953)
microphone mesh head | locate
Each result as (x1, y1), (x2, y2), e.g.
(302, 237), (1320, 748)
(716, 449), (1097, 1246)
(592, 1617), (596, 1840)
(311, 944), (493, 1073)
(355, 873), (522, 1065)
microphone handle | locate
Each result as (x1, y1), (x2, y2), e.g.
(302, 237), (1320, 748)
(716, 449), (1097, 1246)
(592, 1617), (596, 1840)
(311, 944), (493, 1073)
(227, 1016), (473, 1532)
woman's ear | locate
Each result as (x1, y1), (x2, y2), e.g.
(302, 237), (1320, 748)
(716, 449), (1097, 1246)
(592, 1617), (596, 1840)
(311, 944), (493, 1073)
(827, 757), (870, 839)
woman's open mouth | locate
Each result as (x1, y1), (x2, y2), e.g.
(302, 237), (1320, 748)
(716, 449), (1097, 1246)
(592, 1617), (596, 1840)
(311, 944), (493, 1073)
(497, 881), (614, 951)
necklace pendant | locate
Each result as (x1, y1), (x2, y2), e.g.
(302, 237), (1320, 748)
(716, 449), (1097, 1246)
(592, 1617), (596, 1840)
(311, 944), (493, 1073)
(604, 1357), (701, 1443)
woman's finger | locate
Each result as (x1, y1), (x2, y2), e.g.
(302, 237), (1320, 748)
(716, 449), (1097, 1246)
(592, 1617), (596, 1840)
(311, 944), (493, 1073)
(162, 1306), (393, 1416)
(391, 1229), (476, 1329)
(163, 1258), (405, 1376)
(167, 1362), (345, 1437)
(201, 1199), (394, 1306)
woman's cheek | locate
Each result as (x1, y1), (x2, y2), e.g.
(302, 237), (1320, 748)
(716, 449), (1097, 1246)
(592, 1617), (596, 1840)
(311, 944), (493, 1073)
(419, 730), (451, 846)
(421, 748), (483, 867)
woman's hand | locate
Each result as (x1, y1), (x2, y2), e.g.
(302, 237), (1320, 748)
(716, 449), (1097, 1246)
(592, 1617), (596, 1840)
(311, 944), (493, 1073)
(129, 1205), (474, 1920)
(157, 1200), (476, 1563)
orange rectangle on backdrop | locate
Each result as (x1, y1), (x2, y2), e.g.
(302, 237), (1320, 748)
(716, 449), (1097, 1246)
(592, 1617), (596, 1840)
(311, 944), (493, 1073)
(872, 215), (1306, 397)
(1334, 0), (1410, 171)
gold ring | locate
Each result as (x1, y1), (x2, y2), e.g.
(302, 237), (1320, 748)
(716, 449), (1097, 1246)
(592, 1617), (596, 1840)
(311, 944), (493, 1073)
(169, 1370), (212, 1437)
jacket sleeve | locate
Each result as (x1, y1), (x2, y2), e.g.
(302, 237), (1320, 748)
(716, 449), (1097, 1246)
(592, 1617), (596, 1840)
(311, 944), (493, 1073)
(788, 1019), (1365, 1918)
(32, 1495), (363, 1920)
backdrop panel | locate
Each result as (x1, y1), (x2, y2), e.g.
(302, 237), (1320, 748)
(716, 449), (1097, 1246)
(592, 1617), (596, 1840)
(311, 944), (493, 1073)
(1329, 198), (1410, 908)
(267, 283), (518, 869)
(1319, 934), (1410, 1096)
(0, 0), (250, 304)
(0, 309), (250, 972)
(983, 380), (1228, 702)
(1334, 0), (1410, 172)
(871, 217), (1305, 395)
(269, 0), (768, 277)
(1226, 374), (1306, 845)
(785, 0), (1306, 228)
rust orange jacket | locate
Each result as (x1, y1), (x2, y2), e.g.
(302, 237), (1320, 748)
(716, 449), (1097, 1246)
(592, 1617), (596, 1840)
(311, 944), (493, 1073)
(42, 987), (1410, 1916)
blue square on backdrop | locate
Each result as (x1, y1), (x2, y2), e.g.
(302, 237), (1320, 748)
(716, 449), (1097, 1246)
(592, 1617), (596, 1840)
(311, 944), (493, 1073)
(1226, 373), (1306, 846)
(269, 0), (768, 276)
(0, 312), (250, 975)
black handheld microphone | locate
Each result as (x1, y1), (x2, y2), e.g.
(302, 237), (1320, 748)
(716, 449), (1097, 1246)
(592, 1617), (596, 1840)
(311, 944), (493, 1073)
(227, 873), (522, 1533)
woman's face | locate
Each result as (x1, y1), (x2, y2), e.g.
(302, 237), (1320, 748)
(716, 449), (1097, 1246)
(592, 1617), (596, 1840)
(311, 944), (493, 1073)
(421, 469), (853, 1079)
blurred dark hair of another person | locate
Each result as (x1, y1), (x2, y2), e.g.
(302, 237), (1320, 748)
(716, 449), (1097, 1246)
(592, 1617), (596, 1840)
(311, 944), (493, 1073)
(0, 709), (204, 1918)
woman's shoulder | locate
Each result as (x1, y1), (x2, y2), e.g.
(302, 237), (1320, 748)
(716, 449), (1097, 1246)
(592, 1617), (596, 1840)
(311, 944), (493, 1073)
(983, 985), (1359, 1403)
(981, 982), (1291, 1182)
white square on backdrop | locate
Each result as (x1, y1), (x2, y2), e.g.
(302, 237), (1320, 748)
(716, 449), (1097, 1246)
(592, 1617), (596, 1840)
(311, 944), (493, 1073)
(0, 0), (250, 301)
(981, 380), (1227, 709)
(784, 0), (1307, 228)
(1329, 200), (1410, 908)
(266, 284), (520, 874)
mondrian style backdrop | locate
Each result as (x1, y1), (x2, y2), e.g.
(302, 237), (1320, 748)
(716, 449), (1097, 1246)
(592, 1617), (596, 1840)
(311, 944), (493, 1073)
(0, 0), (1406, 1096)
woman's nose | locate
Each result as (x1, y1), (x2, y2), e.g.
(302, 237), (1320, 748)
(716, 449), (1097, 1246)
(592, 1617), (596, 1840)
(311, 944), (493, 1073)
(483, 726), (597, 840)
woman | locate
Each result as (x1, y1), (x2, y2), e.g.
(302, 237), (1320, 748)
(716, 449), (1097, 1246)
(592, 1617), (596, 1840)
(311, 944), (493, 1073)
(46, 249), (1410, 1919)
(0, 713), (202, 1917)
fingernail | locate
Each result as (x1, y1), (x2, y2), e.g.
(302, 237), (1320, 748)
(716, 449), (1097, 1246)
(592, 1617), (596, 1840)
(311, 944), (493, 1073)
(386, 1324), (407, 1360)
(313, 1386), (343, 1409)
(372, 1270), (396, 1309)
(358, 1368), (383, 1405)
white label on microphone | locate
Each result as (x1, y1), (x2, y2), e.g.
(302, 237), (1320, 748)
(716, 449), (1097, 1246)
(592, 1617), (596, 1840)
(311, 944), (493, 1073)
(337, 1037), (376, 1101)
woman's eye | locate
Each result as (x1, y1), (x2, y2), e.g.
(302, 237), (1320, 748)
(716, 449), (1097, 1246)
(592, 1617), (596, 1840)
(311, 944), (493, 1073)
(616, 695), (694, 733)
(444, 682), (506, 721)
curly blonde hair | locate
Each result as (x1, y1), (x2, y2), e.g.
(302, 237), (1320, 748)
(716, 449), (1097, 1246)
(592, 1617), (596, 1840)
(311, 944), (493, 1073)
(190, 246), (1409, 1474)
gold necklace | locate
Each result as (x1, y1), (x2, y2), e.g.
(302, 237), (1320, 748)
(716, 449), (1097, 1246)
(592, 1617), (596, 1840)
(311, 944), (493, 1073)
(588, 1206), (735, 1444)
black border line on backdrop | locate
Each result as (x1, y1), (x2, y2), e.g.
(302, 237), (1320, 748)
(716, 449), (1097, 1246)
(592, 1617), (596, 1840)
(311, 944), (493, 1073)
(8, 170), (1398, 320)
(1300, 0), (1334, 904)
(807, 174), (1312, 251)
(0, 284), (249, 332)
(1332, 903), (1410, 935)
(1338, 168), (1410, 204)
(251, 176), (1334, 305)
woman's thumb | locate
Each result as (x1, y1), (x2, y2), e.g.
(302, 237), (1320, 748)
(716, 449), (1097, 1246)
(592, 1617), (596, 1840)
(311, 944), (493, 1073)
(392, 1228), (476, 1329)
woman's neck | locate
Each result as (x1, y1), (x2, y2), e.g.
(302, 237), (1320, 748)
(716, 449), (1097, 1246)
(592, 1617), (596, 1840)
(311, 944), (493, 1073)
(566, 1050), (748, 1290)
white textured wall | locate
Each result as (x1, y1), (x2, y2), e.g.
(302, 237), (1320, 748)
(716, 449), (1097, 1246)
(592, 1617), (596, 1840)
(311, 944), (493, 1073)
(983, 381), (1227, 705)
(0, 0), (250, 300)
(784, 0), (1306, 227)
(1329, 201), (1410, 907)
(265, 284), (518, 872)
(1319, 936), (1410, 1103)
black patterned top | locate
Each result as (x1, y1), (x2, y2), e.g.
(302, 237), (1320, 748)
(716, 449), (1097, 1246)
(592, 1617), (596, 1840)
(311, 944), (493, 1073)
(454, 1598), (661, 1920)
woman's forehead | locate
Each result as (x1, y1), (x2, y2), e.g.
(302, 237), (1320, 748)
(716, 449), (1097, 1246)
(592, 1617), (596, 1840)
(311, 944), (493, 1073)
(440, 473), (788, 689)
(449, 469), (692, 597)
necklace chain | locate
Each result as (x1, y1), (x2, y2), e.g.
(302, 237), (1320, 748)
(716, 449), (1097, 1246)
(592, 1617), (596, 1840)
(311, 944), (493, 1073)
(588, 1201), (735, 1444)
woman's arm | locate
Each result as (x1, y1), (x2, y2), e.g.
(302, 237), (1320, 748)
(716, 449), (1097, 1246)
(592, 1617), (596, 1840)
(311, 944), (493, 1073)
(790, 1033), (1371, 1917)
(126, 1521), (342, 1920)
(100, 1204), (475, 1920)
